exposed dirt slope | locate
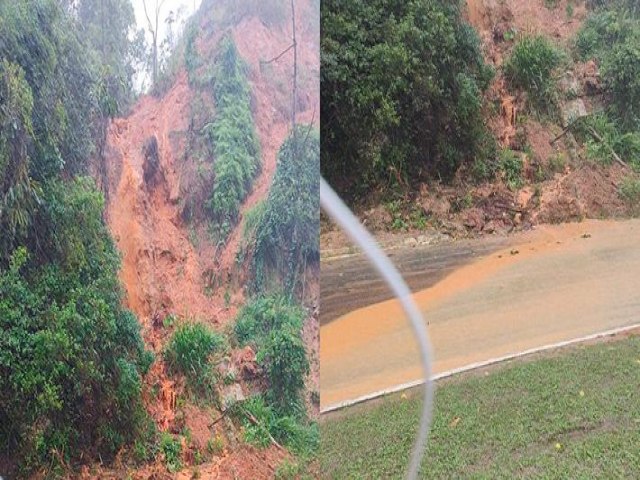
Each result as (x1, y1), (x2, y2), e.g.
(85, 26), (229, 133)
(106, 71), (221, 332)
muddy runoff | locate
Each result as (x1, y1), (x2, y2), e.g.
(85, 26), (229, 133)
(320, 219), (640, 411)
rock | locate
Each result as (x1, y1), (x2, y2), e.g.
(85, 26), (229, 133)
(462, 208), (486, 231)
(513, 212), (522, 226)
(582, 60), (601, 95)
(561, 99), (588, 127)
(404, 237), (418, 247)
(558, 71), (581, 98)
(421, 196), (451, 218)
(232, 346), (260, 379)
(416, 235), (429, 245)
(483, 220), (504, 234)
(142, 135), (161, 187)
(222, 383), (245, 409)
(218, 358), (239, 382)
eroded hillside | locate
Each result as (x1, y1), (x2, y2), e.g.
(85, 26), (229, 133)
(99, 0), (319, 476)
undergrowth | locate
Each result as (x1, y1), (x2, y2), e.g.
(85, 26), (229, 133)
(504, 35), (563, 116)
(618, 176), (640, 207)
(165, 322), (225, 398)
(207, 35), (260, 241)
(576, 5), (640, 129)
(248, 127), (320, 293)
(233, 295), (316, 456)
(573, 114), (640, 169)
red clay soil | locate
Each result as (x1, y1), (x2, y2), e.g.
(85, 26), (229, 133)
(466, 0), (587, 52)
(105, 71), (222, 330)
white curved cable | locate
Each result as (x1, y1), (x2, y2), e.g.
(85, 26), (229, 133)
(320, 177), (434, 480)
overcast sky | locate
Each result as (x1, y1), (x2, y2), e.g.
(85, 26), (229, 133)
(131, 0), (202, 44)
(130, 0), (202, 91)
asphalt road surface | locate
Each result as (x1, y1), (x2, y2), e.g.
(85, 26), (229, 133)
(320, 219), (640, 411)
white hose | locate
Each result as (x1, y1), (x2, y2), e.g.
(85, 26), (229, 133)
(320, 178), (434, 480)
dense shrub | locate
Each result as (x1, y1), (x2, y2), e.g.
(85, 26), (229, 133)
(0, 2), (151, 472)
(259, 323), (310, 415)
(619, 176), (640, 204)
(165, 323), (224, 384)
(321, 0), (494, 198)
(498, 149), (524, 190)
(159, 432), (182, 473)
(601, 31), (640, 129)
(0, 0), (105, 179)
(240, 395), (319, 456)
(235, 295), (304, 348)
(234, 295), (307, 415)
(208, 35), (261, 240)
(576, 7), (640, 129)
(250, 127), (319, 292)
(0, 60), (41, 255)
(504, 35), (563, 114)
(575, 114), (640, 168)
(0, 179), (151, 471)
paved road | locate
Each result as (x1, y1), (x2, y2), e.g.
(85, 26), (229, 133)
(321, 236), (509, 326)
(320, 219), (640, 411)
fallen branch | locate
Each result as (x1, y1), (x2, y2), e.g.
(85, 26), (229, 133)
(261, 43), (294, 65)
(585, 125), (629, 169)
(208, 409), (229, 428)
(241, 408), (285, 451)
(550, 117), (582, 145)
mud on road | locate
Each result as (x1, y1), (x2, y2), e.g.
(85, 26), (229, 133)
(321, 236), (509, 325)
(321, 219), (640, 411)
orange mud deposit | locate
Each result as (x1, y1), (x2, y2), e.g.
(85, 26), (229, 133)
(320, 219), (640, 410)
(105, 71), (221, 325)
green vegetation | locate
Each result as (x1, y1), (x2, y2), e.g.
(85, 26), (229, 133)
(239, 395), (319, 456)
(498, 148), (524, 190)
(321, 0), (494, 198)
(619, 176), (640, 205)
(208, 35), (261, 240)
(235, 295), (307, 413)
(165, 322), (225, 396)
(321, 336), (640, 478)
(159, 432), (183, 473)
(249, 127), (320, 292)
(234, 295), (316, 455)
(504, 35), (563, 114)
(0, 0), (151, 473)
(76, 0), (145, 113)
(573, 113), (640, 169)
(0, 180), (152, 472)
(576, 4), (640, 130)
(0, 1), (103, 180)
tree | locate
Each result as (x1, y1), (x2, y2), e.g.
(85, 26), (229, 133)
(0, 2), (151, 471)
(0, 179), (152, 470)
(0, 61), (41, 256)
(252, 127), (319, 293)
(321, 0), (493, 198)
(76, 0), (142, 112)
(143, 0), (167, 88)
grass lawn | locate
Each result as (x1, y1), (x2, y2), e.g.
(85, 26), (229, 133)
(320, 335), (640, 479)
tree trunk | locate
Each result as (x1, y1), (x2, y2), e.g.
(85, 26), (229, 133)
(291, 0), (298, 159)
